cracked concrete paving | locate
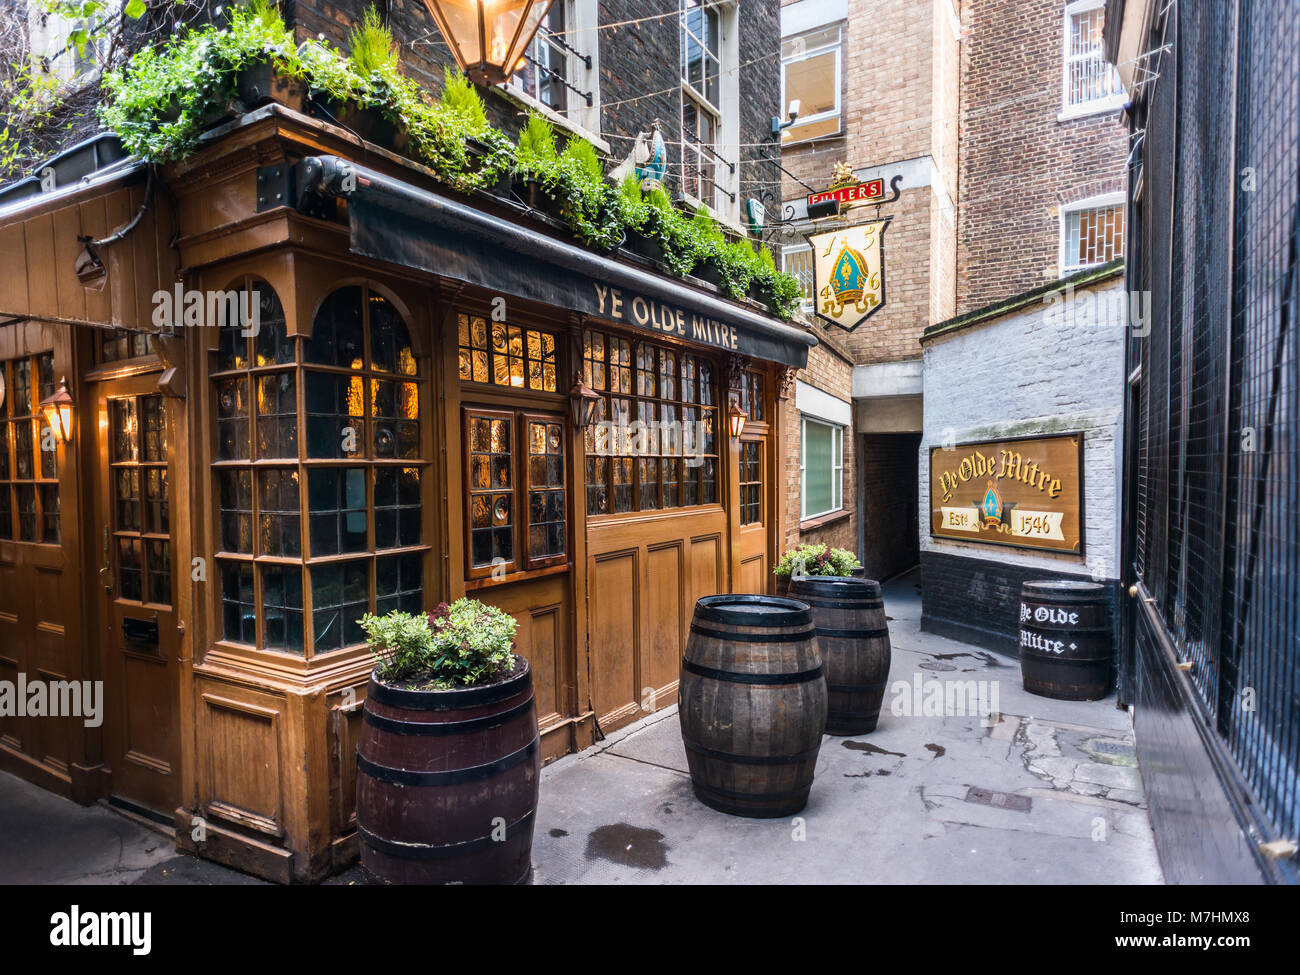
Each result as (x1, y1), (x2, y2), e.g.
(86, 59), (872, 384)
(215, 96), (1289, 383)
(530, 569), (1163, 885)
(0, 569), (1163, 885)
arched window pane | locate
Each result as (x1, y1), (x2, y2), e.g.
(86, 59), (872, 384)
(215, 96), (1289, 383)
(306, 287), (365, 368)
(370, 293), (417, 375)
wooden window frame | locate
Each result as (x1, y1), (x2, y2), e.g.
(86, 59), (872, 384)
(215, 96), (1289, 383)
(739, 437), (763, 527)
(0, 351), (62, 547)
(462, 405), (571, 582)
(582, 326), (723, 518)
(208, 278), (431, 660)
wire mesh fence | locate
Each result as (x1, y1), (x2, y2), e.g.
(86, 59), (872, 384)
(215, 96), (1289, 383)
(1129, 0), (1299, 862)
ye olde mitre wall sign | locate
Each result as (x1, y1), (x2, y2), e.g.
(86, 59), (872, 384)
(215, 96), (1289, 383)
(805, 162), (900, 332)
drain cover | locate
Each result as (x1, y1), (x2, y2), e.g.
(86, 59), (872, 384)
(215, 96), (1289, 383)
(964, 787), (1032, 812)
(919, 661), (958, 672)
(1092, 740), (1135, 758)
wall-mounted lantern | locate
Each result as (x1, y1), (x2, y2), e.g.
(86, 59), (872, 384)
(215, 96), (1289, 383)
(569, 376), (601, 431)
(421, 0), (557, 87)
(40, 376), (75, 445)
(728, 401), (747, 440)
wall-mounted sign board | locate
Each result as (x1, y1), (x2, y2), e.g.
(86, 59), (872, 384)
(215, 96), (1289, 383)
(929, 433), (1084, 554)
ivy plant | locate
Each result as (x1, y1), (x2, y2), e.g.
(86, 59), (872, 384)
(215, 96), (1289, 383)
(92, 2), (804, 319)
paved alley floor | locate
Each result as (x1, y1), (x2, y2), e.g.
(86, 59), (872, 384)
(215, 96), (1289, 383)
(0, 569), (1163, 885)
(530, 570), (1162, 884)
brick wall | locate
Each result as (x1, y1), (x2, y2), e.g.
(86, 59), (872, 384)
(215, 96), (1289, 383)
(781, 336), (858, 556)
(956, 0), (1128, 312)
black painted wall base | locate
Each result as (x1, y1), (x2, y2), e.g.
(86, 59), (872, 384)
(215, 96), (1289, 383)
(919, 549), (1120, 659)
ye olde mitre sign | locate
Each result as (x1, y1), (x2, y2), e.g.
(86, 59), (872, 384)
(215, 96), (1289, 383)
(805, 162), (894, 331)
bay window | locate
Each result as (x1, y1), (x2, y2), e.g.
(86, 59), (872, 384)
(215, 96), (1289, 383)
(212, 281), (429, 657)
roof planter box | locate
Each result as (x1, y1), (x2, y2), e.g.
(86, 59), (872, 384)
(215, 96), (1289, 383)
(296, 155), (816, 369)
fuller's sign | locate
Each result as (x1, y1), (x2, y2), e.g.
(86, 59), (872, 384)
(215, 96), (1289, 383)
(807, 219), (890, 331)
(807, 177), (885, 214)
(929, 434), (1084, 554)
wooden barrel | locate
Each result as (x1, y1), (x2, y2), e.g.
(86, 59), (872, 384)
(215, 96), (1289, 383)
(1019, 581), (1113, 701)
(678, 594), (827, 818)
(790, 575), (892, 735)
(356, 658), (539, 884)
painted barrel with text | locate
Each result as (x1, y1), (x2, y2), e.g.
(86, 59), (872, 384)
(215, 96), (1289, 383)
(790, 575), (892, 734)
(1019, 581), (1113, 701)
(678, 595), (828, 817)
(356, 658), (539, 884)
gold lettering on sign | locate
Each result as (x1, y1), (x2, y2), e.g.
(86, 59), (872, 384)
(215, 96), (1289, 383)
(929, 434), (1083, 554)
(591, 284), (741, 352)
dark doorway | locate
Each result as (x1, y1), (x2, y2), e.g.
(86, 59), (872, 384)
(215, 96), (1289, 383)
(858, 433), (921, 580)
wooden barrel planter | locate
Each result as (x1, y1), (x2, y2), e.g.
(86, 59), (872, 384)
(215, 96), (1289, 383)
(790, 575), (892, 735)
(356, 658), (539, 884)
(1019, 581), (1113, 701)
(678, 595), (827, 818)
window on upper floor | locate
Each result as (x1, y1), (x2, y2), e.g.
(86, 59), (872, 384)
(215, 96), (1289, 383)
(680, 0), (739, 222)
(1062, 0), (1125, 117)
(781, 244), (815, 312)
(1061, 193), (1125, 272)
(508, 0), (601, 137)
(781, 24), (842, 144)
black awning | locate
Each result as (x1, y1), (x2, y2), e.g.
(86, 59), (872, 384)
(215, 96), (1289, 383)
(296, 156), (816, 369)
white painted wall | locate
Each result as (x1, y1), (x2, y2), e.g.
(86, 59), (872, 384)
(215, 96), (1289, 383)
(919, 276), (1128, 580)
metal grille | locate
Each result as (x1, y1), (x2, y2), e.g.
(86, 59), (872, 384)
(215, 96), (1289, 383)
(1066, 7), (1125, 108)
(1129, 0), (1300, 856)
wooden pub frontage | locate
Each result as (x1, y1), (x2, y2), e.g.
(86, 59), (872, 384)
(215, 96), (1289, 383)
(0, 108), (817, 882)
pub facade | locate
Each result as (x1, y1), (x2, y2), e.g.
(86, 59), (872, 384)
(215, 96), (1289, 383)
(0, 0), (838, 882)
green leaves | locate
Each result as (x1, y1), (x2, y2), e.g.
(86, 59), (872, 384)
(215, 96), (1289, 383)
(361, 600), (518, 688)
(124, 0), (146, 20)
(773, 544), (863, 578)
(94, 10), (805, 319)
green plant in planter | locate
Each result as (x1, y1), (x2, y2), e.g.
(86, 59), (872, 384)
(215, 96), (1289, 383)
(361, 598), (518, 688)
(557, 135), (620, 249)
(516, 111), (560, 184)
(100, 1), (298, 162)
(347, 5), (399, 77)
(716, 237), (759, 299)
(773, 543), (863, 578)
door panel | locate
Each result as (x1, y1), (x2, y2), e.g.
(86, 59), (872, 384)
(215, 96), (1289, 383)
(585, 507), (726, 732)
(94, 375), (181, 815)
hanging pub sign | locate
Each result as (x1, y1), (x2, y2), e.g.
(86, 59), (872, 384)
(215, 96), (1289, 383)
(806, 218), (890, 331)
(929, 433), (1084, 554)
(807, 177), (885, 219)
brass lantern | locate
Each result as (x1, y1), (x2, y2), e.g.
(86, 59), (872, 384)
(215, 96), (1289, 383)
(728, 401), (747, 440)
(569, 377), (601, 430)
(39, 376), (75, 445)
(421, 0), (557, 87)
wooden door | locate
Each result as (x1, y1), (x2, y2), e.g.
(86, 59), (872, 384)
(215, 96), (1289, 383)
(736, 435), (769, 593)
(93, 374), (181, 817)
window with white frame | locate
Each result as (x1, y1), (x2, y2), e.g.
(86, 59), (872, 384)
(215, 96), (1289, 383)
(801, 417), (843, 519)
(1061, 193), (1125, 271)
(1062, 1), (1125, 115)
(780, 24), (842, 143)
(509, 0), (600, 134)
(680, 0), (737, 219)
(781, 244), (815, 310)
